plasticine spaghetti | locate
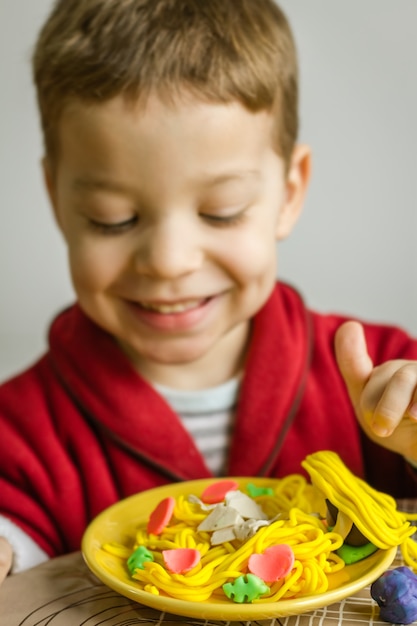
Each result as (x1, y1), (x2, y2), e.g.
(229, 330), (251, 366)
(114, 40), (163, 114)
(101, 451), (417, 603)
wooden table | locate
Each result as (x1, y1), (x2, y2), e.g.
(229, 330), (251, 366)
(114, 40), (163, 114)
(0, 499), (415, 626)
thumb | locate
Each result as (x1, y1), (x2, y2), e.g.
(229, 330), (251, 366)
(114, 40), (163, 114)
(335, 321), (374, 410)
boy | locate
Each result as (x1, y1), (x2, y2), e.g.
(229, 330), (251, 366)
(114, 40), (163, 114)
(1, 0), (417, 584)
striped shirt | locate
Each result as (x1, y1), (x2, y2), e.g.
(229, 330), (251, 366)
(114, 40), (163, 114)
(155, 377), (240, 476)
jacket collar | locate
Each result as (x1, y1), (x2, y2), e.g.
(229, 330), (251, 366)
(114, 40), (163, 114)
(48, 283), (311, 480)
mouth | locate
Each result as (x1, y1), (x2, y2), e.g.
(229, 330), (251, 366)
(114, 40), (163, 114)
(136, 298), (209, 315)
(124, 295), (219, 331)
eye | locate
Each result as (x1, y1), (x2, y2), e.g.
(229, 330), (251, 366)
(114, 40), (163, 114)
(88, 216), (138, 235)
(200, 209), (247, 227)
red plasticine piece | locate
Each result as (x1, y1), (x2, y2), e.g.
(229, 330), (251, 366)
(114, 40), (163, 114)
(147, 496), (176, 535)
(248, 544), (295, 583)
(201, 480), (239, 504)
(163, 548), (201, 574)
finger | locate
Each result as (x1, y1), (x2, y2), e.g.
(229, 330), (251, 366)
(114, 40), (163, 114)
(373, 364), (417, 436)
(335, 321), (374, 410)
(0, 537), (12, 585)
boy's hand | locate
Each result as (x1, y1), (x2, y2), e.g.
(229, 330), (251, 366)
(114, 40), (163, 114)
(0, 537), (12, 584)
(335, 321), (417, 461)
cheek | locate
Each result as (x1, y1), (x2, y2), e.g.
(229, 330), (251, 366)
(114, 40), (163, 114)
(220, 231), (278, 284)
(67, 240), (125, 292)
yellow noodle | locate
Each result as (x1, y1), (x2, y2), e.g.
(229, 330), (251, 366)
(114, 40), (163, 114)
(144, 583), (159, 595)
(288, 508), (324, 528)
(322, 552), (345, 573)
(103, 452), (417, 603)
(258, 561), (304, 602)
(173, 495), (207, 524)
(123, 512), (345, 602)
(401, 537), (417, 570)
(102, 542), (132, 559)
(302, 451), (416, 553)
(201, 545), (230, 565)
(133, 562), (244, 601)
(254, 475), (317, 518)
(303, 453), (404, 530)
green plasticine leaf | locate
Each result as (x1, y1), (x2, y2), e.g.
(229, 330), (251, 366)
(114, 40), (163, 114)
(127, 545), (154, 574)
(223, 574), (270, 603)
(336, 541), (378, 565)
(246, 483), (274, 497)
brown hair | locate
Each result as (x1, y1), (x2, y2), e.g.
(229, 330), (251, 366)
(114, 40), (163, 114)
(33, 0), (299, 166)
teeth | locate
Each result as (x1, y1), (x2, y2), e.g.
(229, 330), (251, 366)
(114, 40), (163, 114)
(141, 299), (202, 314)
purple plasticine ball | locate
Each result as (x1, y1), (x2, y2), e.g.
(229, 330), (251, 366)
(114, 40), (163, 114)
(371, 566), (417, 624)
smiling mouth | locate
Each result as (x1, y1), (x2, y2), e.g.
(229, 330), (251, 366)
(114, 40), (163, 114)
(138, 298), (208, 314)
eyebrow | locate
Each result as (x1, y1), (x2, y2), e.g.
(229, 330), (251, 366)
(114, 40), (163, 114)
(72, 169), (260, 194)
(203, 170), (261, 186)
(72, 178), (132, 194)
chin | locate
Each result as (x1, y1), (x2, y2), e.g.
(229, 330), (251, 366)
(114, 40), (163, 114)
(121, 336), (213, 367)
(143, 345), (210, 366)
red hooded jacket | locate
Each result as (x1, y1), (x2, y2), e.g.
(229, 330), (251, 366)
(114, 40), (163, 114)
(1, 283), (417, 557)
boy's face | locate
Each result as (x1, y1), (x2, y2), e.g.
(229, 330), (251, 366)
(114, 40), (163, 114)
(45, 94), (309, 387)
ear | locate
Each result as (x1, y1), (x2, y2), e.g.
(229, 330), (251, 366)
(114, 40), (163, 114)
(42, 157), (62, 230)
(276, 144), (311, 240)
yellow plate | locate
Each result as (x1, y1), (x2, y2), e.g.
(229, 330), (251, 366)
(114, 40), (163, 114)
(82, 477), (397, 620)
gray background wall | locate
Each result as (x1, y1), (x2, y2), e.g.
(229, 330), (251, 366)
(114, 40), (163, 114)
(0, 0), (416, 382)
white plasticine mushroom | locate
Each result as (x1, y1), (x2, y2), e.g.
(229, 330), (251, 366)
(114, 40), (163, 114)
(233, 518), (272, 541)
(225, 490), (269, 520)
(187, 495), (217, 511)
(210, 527), (238, 545)
(197, 503), (244, 532)
(195, 490), (278, 545)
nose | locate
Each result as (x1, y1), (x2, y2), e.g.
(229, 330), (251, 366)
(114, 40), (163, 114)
(133, 216), (203, 279)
